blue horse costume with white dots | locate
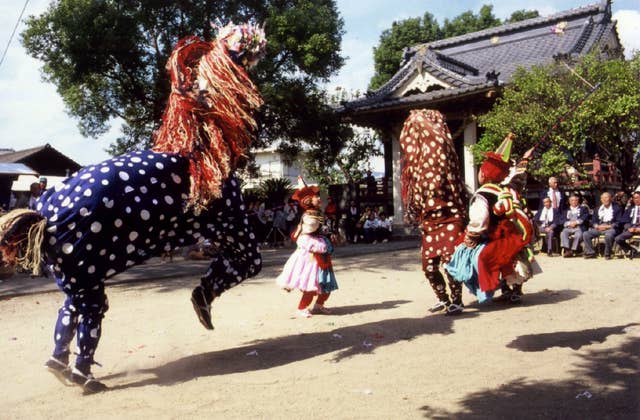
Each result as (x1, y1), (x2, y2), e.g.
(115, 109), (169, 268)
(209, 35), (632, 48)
(38, 150), (261, 375)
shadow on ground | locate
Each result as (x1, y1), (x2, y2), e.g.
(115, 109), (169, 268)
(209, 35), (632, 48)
(507, 323), (640, 351)
(105, 309), (478, 391)
(419, 337), (640, 419)
(464, 288), (582, 312)
(109, 250), (421, 295)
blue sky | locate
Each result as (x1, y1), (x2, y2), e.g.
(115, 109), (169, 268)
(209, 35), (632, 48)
(0, 0), (638, 166)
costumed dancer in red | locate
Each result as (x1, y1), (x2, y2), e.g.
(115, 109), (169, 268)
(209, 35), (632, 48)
(399, 109), (468, 315)
(445, 134), (537, 303)
(277, 178), (338, 317)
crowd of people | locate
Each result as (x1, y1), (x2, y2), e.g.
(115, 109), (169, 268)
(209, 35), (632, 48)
(534, 176), (640, 260)
(246, 195), (394, 248)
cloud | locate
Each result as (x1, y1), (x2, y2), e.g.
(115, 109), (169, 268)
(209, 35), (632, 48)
(0, 0), (114, 166)
(613, 9), (640, 58)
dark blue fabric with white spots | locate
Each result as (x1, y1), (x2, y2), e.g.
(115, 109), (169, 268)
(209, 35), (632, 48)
(37, 150), (261, 372)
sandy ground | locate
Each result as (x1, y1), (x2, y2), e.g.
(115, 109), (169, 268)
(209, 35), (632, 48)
(0, 249), (638, 420)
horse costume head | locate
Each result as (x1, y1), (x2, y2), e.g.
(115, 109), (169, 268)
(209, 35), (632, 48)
(399, 109), (468, 225)
(153, 21), (267, 210)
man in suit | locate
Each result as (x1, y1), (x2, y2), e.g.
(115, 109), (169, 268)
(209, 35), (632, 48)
(535, 197), (561, 256)
(560, 194), (589, 257)
(614, 191), (640, 259)
(539, 176), (565, 212)
(583, 192), (623, 259)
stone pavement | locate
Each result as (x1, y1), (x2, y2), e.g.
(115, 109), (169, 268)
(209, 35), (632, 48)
(0, 239), (419, 299)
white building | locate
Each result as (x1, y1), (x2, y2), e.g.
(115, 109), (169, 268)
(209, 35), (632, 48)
(242, 145), (308, 190)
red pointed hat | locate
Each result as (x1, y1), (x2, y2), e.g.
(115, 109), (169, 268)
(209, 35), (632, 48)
(479, 133), (514, 183)
(291, 176), (320, 210)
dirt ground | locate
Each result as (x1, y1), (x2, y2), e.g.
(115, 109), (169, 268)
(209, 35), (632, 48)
(0, 249), (638, 419)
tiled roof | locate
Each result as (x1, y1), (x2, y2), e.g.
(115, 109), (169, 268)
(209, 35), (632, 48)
(0, 143), (81, 176)
(0, 145), (49, 163)
(341, 0), (617, 114)
(0, 163), (38, 176)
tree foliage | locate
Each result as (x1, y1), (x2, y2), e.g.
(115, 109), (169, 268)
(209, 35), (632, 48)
(301, 125), (381, 186)
(369, 5), (538, 90)
(369, 13), (441, 90)
(21, 0), (345, 158)
(505, 9), (539, 24)
(476, 51), (640, 189)
(441, 5), (501, 38)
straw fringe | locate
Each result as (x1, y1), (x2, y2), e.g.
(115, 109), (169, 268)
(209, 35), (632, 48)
(0, 209), (46, 276)
(16, 218), (46, 276)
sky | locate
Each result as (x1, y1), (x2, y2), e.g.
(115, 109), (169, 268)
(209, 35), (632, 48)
(0, 0), (638, 166)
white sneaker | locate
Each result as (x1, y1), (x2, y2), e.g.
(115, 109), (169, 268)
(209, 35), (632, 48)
(296, 308), (312, 318)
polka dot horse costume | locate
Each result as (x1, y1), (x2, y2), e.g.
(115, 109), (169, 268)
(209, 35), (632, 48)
(0, 22), (266, 393)
(399, 109), (468, 315)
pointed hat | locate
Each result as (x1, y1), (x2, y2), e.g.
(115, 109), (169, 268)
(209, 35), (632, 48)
(480, 133), (514, 182)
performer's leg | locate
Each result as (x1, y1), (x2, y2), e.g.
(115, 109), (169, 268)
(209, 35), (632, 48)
(316, 293), (330, 306)
(46, 271), (78, 380)
(298, 292), (315, 309)
(73, 288), (108, 375)
(424, 257), (450, 312)
(312, 293), (332, 314)
(193, 177), (262, 329)
(63, 287), (109, 394)
(443, 270), (464, 315)
(445, 271), (463, 305)
(51, 296), (79, 365)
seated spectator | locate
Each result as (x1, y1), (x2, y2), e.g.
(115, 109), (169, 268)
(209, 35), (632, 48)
(583, 192), (623, 259)
(534, 197), (560, 255)
(539, 176), (565, 212)
(560, 194), (589, 257)
(345, 200), (360, 243)
(376, 213), (392, 243)
(354, 206), (372, 243)
(614, 191), (640, 259)
(362, 212), (379, 243)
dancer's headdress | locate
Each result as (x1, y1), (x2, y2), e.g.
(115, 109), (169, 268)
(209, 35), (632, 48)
(479, 133), (513, 183)
(291, 176), (320, 210)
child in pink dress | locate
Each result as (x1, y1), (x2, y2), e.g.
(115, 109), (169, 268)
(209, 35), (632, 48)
(277, 182), (338, 317)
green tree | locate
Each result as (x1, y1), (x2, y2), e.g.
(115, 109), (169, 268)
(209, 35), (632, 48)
(21, 0), (345, 156)
(441, 5), (501, 38)
(301, 125), (381, 186)
(476, 51), (640, 189)
(257, 178), (293, 207)
(369, 5), (517, 90)
(505, 9), (539, 24)
(369, 13), (441, 90)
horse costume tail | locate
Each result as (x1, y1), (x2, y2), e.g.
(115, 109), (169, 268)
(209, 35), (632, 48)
(0, 209), (47, 276)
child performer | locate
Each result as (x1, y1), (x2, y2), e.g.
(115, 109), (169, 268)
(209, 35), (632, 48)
(276, 179), (338, 317)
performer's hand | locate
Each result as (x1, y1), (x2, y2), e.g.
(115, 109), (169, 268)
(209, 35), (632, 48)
(522, 146), (535, 161)
(463, 234), (478, 249)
